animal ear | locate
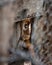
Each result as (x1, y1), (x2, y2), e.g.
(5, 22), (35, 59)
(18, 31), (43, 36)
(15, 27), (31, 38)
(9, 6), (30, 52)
(30, 17), (35, 23)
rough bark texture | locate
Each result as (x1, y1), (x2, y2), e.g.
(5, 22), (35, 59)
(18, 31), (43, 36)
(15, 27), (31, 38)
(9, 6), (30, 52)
(0, 0), (52, 65)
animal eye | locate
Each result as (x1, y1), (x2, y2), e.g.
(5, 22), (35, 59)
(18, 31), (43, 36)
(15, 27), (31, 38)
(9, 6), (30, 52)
(24, 24), (28, 29)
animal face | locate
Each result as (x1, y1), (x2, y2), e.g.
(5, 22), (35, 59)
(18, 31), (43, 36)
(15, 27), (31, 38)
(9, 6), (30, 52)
(22, 18), (31, 41)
